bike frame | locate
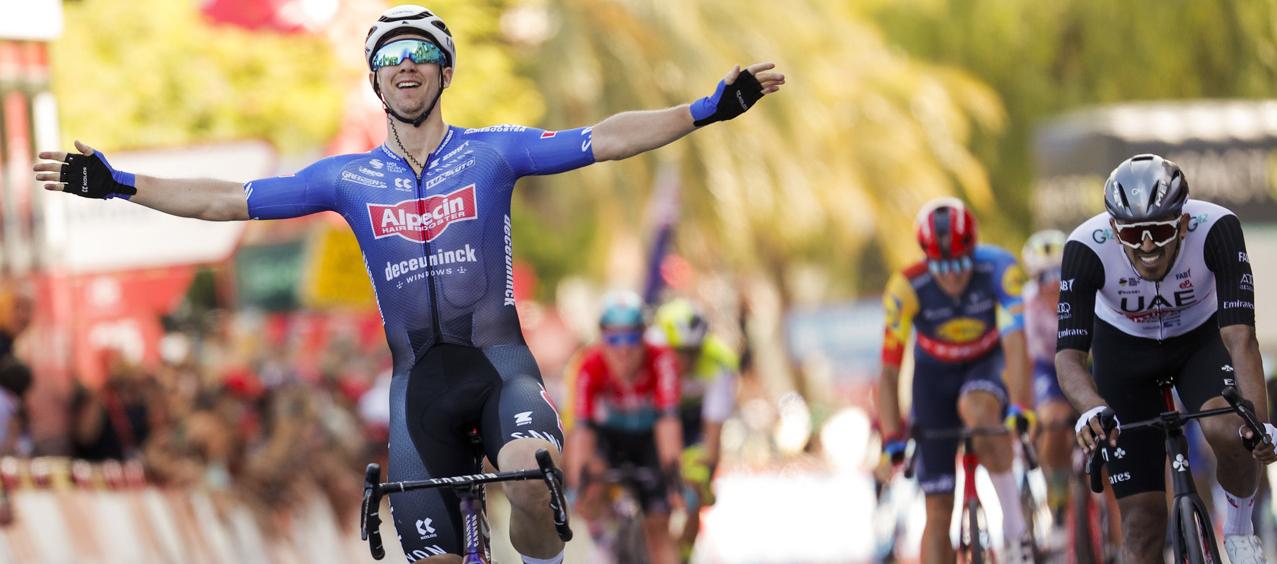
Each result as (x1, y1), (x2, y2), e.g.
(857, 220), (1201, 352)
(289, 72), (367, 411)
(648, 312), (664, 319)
(1087, 383), (1267, 562)
(904, 426), (1022, 563)
(958, 434), (984, 563)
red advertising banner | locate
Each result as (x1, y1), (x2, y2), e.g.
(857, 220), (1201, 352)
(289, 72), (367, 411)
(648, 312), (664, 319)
(68, 267), (195, 387)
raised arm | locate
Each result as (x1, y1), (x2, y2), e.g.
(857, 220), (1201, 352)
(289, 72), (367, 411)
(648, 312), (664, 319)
(589, 63), (785, 162)
(33, 141), (249, 221)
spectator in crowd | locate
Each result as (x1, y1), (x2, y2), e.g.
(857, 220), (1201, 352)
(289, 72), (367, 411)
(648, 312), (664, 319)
(70, 353), (152, 461)
(0, 357), (33, 456)
(0, 285), (33, 360)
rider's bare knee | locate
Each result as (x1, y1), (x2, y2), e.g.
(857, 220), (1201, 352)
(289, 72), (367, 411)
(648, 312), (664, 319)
(1119, 493), (1167, 554)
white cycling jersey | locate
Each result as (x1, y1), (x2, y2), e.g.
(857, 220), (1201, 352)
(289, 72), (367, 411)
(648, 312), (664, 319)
(1058, 199), (1254, 349)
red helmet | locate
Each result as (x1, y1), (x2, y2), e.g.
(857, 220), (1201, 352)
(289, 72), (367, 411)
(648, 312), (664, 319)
(915, 198), (978, 261)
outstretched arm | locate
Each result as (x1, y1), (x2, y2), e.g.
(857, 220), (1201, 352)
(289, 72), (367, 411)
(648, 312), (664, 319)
(33, 141), (249, 221)
(589, 62), (784, 162)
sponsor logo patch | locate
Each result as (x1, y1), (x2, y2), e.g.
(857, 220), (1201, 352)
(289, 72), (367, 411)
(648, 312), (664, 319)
(341, 170), (387, 188)
(368, 185), (477, 243)
(425, 159), (475, 190)
(465, 124), (528, 134)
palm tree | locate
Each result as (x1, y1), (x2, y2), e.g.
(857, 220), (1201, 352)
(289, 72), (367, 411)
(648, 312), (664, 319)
(518, 0), (1005, 394)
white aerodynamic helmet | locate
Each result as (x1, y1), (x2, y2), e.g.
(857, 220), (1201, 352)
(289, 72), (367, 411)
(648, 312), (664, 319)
(364, 5), (456, 72)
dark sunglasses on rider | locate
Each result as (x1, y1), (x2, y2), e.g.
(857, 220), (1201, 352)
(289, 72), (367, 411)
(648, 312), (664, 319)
(371, 39), (446, 71)
(603, 331), (643, 347)
(1035, 267), (1062, 287)
(927, 256), (973, 276)
(1113, 218), (1180, 249)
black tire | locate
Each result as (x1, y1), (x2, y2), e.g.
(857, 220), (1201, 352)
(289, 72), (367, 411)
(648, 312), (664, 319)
(615, 510), (649, 564)
(1176, 496), (1220, 564)
(961, 499), (988, 564)
(1019, 479), (1039, 555)
(1069, 489), (1102, 564)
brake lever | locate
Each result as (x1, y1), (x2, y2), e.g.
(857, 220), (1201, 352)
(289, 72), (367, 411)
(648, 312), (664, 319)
(1221, 387), (1270, 451)
(362, 463), (385, 560)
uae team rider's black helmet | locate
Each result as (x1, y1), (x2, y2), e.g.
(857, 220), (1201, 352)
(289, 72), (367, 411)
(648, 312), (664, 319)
(1103, 154), (1189, 222)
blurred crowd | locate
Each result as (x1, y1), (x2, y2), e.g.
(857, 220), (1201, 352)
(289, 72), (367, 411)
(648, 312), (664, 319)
(0, 274), (805, 540)
(0, 286), (396, 530)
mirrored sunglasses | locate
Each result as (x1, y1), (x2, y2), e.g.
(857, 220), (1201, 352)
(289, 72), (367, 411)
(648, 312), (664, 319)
(603, 331), (643, 347)
(928, 256), (973, 275)
(372, 39), (446, 71)
(1113, 219), (1179, 249)
(1034, 266), (1062, 287)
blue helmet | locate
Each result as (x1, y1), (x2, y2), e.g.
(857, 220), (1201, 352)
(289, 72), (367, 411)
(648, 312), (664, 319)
(598, 291), (645, 329)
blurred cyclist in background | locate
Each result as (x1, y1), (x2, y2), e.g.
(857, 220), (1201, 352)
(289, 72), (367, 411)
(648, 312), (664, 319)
(1021, 230), (1074, 521)
(876, 198), (1034, 564)
(649, 298), (738, 553)
(566, 292), (682, 564)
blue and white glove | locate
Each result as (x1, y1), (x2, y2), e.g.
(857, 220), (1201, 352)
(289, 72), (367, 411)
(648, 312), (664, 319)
(60, 151), (136, 200)
(689, 68), (765, 127)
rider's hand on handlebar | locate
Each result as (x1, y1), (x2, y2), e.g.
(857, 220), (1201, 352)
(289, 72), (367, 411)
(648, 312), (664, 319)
(874, 440), (907, 482)
(1004, 404), (1037, 435)
(1075, 405), (1119, 454)
(1240, 422), (1277, 464)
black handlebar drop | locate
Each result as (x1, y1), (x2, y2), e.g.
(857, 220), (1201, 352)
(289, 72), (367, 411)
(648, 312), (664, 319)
(535, 449), (574, 542)
(1086, 408), (1117, 494)
(1221, 386), (1270, 451)
(362, 463), (386, 560)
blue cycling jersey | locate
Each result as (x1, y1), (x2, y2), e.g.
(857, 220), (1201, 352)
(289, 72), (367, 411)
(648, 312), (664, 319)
(244, 125), (595, 373)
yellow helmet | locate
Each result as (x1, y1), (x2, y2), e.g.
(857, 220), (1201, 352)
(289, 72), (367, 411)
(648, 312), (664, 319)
(654, 299), (708, 349)
(1021, 229), (1067, 275)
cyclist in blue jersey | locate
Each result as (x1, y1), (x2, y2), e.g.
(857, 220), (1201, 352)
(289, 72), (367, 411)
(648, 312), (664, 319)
(876, 198), (1035, 564)
(32, 5), (784, 563)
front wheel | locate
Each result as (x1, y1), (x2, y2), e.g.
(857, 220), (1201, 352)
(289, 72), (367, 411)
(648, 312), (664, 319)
(1175, 495), (1221, 564)
(960, 499), (993, 564)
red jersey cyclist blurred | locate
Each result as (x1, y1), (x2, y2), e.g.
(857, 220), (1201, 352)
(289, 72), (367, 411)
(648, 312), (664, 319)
(565, 292), (683, 564)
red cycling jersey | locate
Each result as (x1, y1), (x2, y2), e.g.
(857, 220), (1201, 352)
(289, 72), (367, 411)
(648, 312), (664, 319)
(574, 343), (680, 432)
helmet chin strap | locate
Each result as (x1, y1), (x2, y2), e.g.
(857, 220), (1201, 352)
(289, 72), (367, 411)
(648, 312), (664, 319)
(376, 66), (446, 128)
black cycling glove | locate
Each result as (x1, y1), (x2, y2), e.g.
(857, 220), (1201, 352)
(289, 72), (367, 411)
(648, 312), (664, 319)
(689, 69), (765, 127)
(60, 152), (137, 200)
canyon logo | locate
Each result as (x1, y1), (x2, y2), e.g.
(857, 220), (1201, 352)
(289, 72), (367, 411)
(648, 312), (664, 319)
(368, 185), (478, 243)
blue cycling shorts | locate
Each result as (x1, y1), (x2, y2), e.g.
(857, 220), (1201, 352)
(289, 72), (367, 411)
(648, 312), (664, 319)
(910, 351), (1008, 495)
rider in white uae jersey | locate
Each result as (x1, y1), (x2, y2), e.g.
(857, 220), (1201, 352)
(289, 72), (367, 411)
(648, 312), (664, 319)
(1057, 153), (1275, 564)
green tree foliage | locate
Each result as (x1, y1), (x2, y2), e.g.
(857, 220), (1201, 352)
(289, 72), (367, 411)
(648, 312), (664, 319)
(519, 0), (1004, 297)
(52, 0), (345, 153)
(436, 1), (547, 128)
(867, 0), (1277, 235)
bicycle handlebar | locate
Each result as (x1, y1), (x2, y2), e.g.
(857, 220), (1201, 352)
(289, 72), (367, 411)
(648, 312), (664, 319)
(1087, 386), (1265, 494)
(535, 449), (573, 542)
(1221, 386), (1270, 451)
(1086, 408), (1117, 494)
(359, 449), (573, 560)
(362, 463), (386, 560)
(900, 426), (1035, 479)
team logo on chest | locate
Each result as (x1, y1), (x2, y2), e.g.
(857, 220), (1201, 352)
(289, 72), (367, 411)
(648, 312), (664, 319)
(368, 185), (478, 243)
